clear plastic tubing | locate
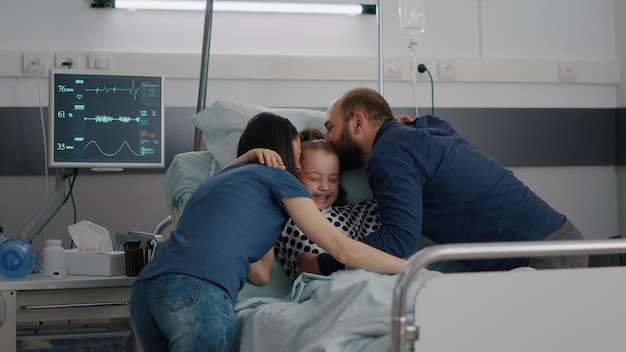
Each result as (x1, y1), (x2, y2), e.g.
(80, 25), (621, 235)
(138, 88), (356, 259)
(399, 0), (425, 83)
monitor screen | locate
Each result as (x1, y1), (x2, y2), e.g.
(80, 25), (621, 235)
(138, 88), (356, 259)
(48, 69), (165, 170)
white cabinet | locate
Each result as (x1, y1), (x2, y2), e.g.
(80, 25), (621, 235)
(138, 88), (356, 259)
(0, 274), (135, 352)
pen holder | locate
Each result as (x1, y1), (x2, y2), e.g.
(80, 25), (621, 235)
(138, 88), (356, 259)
(124, 241), (146, 277)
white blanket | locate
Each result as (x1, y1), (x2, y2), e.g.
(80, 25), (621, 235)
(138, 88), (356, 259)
(235, 269), (442, 352)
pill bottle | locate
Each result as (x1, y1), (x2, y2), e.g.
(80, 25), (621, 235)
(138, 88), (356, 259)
(43, 239), (65, 276)
(124, 241), (146, 277)
(0, 237), (36, 279)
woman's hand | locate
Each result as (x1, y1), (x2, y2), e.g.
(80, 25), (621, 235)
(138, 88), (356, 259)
(394, 115), (414, 124)
(225, 148), (285, 169)
(248, 148), (285, 168)
(284, 197), (406, 276)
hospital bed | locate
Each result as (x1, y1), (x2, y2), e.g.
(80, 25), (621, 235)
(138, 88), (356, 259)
(162, 99), (626, 352)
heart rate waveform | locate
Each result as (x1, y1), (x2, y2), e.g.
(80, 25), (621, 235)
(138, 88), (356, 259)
(84, 115), (141, 123)
(84, 80), (141, 100)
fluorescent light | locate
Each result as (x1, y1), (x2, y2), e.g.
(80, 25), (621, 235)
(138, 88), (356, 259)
(218, 2), (363, 14)
(112, 0), (373, 15)
(115, 1), (206, 11)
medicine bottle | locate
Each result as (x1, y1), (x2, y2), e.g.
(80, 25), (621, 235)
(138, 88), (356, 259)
(124, 241), (146, 277)
(43, 239), (65, 276)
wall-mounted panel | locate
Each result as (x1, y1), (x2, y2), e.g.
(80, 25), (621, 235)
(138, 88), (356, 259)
(0, 106), (616, 175)
(616, 108), (626, 165)
(0, 107), (197, 175)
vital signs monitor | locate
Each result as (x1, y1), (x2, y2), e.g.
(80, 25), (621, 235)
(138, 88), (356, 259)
(48, 69), (165, 169)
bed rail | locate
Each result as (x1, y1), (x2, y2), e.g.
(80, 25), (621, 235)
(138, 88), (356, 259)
(391, 238), (626, 352)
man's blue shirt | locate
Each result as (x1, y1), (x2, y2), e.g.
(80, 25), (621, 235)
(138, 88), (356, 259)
(319, 116), (564, 273)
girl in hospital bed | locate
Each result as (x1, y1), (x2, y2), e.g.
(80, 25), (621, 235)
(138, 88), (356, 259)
(276, 128), (381, 280)
(129, 112), (405, 352)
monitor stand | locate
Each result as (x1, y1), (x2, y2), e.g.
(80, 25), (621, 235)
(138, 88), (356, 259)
(18, 168), (75, 243)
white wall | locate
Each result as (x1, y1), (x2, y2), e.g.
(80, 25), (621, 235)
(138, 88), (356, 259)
(0, 0), (619, 108)
(0, 0), (623, 251)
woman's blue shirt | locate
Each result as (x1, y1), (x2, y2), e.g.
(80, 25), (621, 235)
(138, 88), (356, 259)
(136, 163), (310, 302)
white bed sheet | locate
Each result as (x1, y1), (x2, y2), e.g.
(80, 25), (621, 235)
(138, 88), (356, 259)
(235, 269), (441, 352)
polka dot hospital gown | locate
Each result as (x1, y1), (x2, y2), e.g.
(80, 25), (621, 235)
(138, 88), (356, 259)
(275, 199), (380, 280)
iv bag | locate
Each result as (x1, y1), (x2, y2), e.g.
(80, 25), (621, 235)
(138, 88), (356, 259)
(399, 0), (426, 37)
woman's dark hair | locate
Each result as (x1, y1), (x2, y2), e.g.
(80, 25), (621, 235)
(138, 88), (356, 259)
(237, 112), (300, 176)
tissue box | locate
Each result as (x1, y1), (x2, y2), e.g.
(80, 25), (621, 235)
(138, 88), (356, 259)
(64, 249), (125, 276)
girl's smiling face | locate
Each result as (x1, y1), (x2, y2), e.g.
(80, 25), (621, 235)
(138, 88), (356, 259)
(297, 149), (340, 209)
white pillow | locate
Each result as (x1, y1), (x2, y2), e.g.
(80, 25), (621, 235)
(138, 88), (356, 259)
(191, 100), (373, 203)
(191, 100), (327, 170)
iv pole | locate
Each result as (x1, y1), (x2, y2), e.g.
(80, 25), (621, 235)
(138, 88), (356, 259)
(193, 0), (215, 152)
(377, 0), (384, 96)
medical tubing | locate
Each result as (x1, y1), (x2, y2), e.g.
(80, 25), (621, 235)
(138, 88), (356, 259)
(67, 171), (78, 224)
(61, 169), (78, 205)
(36, 68), (49, 201)
(410, 54), (418, 84)
(417, 64), (434, 115)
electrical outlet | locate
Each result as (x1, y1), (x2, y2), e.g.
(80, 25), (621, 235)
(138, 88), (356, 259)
(55, 51), (81, 69)
(88, 52), (112, 70)
(384, 59), (403, 79)
(558, 62), (577, 82)
(437, 59), (457, 80)
(22, 51), (47, 76)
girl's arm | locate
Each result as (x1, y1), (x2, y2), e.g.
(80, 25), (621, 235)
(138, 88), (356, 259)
(224, 148), (285, 169)
(282, 197), (406, 275)
(248, 248), (275, 285)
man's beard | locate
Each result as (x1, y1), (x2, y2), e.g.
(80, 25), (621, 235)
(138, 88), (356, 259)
(335, 129), (364, 171)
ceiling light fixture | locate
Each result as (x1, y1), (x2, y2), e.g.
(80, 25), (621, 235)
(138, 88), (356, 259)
(92, 0), (376, 15)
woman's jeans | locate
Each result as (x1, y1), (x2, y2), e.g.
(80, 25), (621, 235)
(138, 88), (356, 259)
(130, 274), (235, 352)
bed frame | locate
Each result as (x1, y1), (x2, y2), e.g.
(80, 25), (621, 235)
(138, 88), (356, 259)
(392, 239), (626, 352)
